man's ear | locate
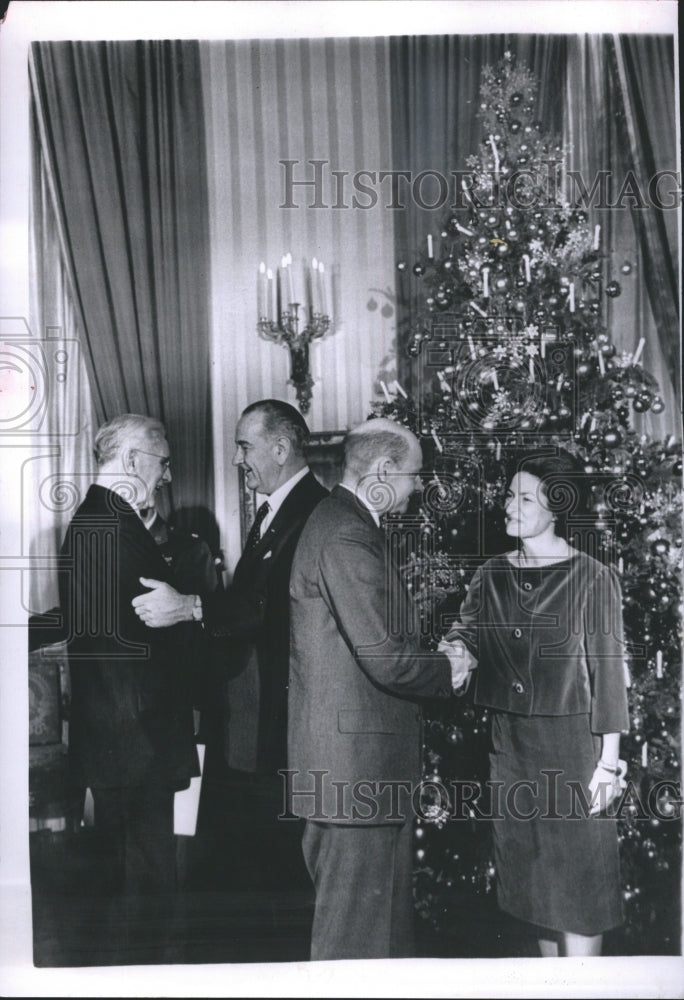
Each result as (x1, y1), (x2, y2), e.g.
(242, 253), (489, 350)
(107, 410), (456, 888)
(377, 455), (392, 481)
(273, 435), (291, 467)
(122, 447), (137, 474)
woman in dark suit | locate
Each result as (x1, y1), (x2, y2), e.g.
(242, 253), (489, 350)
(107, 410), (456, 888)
(448, 450), (629, 957)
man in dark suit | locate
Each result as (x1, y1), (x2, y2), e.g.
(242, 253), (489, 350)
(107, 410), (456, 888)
(286, 418), (468, 960)
(58, 414), (200, 909)
(132, 399), (328, 888)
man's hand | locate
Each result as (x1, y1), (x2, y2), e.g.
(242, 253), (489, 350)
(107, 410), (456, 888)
(438, 637), (478, 692)
(132, 578), (194, 627)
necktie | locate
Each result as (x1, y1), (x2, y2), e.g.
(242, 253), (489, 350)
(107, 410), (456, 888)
(245, 500), (270, 552)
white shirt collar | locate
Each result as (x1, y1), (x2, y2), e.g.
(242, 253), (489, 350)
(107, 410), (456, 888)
(258, 466), (309, 533)
(338, 482), (381, 528)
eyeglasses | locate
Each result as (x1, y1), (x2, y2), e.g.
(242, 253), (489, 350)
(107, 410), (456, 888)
(135, 449), (171, 471)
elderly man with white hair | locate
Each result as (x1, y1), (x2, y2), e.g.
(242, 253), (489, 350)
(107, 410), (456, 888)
(286, 417), (470, 961)
(58, 413), (199, 952)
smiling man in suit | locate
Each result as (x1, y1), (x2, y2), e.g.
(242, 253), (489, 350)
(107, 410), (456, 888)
(133, 399), (328, 889)
(286, 417), (469, 960)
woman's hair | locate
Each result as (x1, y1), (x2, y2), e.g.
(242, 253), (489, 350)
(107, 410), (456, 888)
(506, 449), (587, 538)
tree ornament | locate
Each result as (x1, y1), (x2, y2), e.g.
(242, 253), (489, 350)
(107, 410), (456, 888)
(620, 260), (633, 275)
(606, 280), (622, 298)
(413, 263), (426, 276)
(509, 119), (522, 134)
(632, 391), (652, 412)
(510, 91), (523, 106)
(650, 396), (665, 414)
(603, 427), (623, 448)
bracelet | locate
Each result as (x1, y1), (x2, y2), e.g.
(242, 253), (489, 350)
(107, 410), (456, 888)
(597, 760), (617, 773)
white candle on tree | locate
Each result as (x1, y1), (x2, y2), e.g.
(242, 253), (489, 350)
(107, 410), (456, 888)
(632, 337), (645, 366)
(427, 234), (434, 259)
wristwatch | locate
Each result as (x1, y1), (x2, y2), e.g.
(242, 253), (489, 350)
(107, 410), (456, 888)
(191, 594), (203, 622)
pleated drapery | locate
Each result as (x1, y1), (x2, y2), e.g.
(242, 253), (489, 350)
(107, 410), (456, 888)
(199, 37), (398, 569)
(29, 41), (214, 519)
(564, 34), (680, 436)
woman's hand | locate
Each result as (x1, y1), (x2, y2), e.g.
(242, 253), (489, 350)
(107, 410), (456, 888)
(588, 760), (627, 816)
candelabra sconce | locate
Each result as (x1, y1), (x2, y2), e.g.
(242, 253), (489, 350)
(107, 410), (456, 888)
(256, 256), (331, 414)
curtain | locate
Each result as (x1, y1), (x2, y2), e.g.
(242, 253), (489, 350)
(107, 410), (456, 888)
(28, 40), (213, 521)
(564, 34), (680, 439)
(389, 34), (569, 393)
(27, 137), (96, 614)
(200, 37), (397, 570)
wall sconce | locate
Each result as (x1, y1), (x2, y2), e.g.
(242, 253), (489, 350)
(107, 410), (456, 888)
(256, 254), (331, 414)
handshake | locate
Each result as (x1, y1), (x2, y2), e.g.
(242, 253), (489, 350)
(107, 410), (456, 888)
(438, 636), (478, 693)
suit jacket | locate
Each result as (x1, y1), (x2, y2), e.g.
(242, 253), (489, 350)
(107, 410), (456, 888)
(58, 484), (200, 790)
(287, 485), (453, 825)
(202, 470), (328, 774)
(451, 551), (629, 732)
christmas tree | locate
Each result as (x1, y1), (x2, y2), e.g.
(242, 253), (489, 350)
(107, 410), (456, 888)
(374, 53), (682, 955)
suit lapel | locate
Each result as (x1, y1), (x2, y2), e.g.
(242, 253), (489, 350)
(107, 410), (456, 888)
(235, 472), (320, 576)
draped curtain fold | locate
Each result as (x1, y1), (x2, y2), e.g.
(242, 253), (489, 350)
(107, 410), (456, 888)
(29, 40), (213, 522)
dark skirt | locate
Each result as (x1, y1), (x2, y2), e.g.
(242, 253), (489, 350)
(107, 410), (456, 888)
(490, 711), (623, 936)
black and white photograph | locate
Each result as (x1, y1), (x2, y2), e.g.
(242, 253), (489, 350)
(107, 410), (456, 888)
(0, 2), (681, 996)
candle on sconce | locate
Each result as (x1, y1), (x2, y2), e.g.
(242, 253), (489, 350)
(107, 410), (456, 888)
(258, 262), (267, 318)
(310, 258), (319, 314)
(266, 268), (274, 321)
(279, 252), (294, 306)
(482, 267), (490, 298)
(568, 281), (575, 312)
(427, 234), (434, 259)
(593, 224), (601, 250)
(656, 650), (663, 678)
(522, 254), (531, 283)
(318, 261), (327, 315)
(632, 337), (645, 366)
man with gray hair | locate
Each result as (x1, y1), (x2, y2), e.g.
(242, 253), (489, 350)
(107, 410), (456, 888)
(58, 413), (199, 949)
(287, 417), (469, 960)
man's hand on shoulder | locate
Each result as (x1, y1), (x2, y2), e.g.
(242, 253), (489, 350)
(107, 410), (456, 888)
(132, 578), (195, 627)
